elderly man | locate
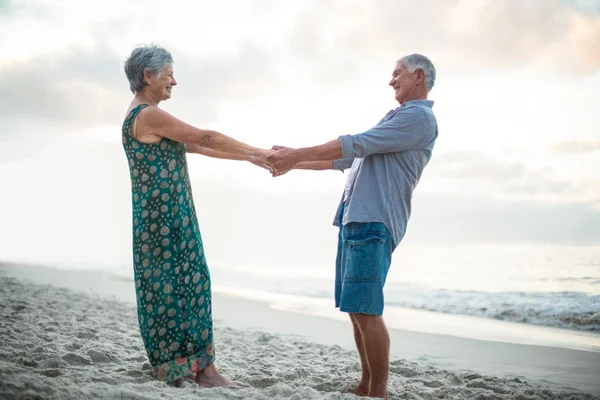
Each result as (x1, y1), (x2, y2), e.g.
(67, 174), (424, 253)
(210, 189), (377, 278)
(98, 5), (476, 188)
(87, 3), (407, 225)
(269, 54), (438, 400)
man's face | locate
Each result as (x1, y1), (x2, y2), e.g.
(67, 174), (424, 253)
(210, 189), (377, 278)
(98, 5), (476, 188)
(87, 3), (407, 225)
(388, 61), (417, 104)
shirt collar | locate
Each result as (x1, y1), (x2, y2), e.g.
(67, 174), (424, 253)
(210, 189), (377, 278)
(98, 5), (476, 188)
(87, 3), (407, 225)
(400, 99), (434, 108)
(383, 99), (434, 121)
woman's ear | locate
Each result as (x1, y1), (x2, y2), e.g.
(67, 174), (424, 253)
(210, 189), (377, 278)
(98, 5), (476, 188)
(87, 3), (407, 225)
(143, 69), (153, 86)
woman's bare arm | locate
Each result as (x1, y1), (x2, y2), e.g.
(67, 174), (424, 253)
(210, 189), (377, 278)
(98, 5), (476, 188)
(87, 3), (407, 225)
(186, 143), (250, 161)
(186, 143), (273, 171)
(136, 106), (266, 160)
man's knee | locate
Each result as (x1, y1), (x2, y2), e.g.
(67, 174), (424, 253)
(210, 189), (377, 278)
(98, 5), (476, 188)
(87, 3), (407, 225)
(350, 312), (380, 327)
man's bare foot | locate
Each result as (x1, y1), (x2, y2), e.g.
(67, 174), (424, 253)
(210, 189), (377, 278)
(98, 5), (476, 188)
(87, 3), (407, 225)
(367, 391), (388, 400)
(195, 364), (234, 388)
(347, 383), (369, 397)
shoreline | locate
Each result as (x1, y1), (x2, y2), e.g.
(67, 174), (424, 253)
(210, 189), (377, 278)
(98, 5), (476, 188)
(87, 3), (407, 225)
(3, 261), (598, 352)
(211, 285), (600, 353)
(1, 263), (599, 398)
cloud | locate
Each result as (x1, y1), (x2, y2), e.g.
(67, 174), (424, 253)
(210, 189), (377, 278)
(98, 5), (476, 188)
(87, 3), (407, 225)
(503, 173), (584, 196)
(438, 0), (600, 71)
(565, 13), (600, 72)
(0, 0), (15, 14)
(284, 0), (600, 81)
(0, 0), (56, 21)
(2, 0), (598, 133)
(432, 150), (526, 183)
(427, 150), (587, 199)
(0, 44), (126, 132)
(169, 41), (276, 123)
(567, 0), (600, 15)
(0, 40), (276, 133)
(551, 140), (600, 154)
(283, 1), (457, 86)
(407, 191), (600, 245)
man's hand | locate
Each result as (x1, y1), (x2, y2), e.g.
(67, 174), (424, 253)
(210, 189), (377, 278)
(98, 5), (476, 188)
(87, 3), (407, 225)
(268, 145), (301, 177)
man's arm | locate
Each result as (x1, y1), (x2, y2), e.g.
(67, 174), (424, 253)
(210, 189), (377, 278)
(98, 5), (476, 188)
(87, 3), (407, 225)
(269, 106), (431, 173)
(295, 161), (334, 170)
(338, 106), (432, 159)
(269, 160), (333, 177)
(332, 158), (355, 171)
(269, 145), (351, 176)
(269, 139), (343, 173)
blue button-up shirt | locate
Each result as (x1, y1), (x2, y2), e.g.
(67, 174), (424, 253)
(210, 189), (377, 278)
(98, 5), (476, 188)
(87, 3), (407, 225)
(333, 99), (438, 247)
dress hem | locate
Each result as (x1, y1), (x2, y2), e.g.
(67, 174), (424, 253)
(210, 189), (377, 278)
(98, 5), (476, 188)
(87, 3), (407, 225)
(153, 345), (215, 382)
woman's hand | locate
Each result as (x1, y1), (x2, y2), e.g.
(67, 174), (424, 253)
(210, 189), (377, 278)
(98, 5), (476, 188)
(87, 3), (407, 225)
(248, 149), (276, 173)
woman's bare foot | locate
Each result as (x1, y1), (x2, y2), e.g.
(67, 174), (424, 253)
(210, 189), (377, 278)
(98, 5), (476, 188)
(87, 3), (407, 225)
(347, 383), (369, 397)
(194, 364), (233, 388)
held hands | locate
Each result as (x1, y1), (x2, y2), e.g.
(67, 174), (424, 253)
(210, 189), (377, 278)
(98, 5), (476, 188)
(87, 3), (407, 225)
(249, 146), (301, 177)
(268, 145), (302, 177)
(249, 150), (276, 172)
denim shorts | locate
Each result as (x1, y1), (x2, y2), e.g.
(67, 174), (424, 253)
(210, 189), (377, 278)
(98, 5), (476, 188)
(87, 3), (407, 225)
(334, 204), (395, 316)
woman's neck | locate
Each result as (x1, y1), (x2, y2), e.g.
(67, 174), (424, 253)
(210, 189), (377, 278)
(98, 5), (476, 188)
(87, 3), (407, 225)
(135, 91), (160, 107)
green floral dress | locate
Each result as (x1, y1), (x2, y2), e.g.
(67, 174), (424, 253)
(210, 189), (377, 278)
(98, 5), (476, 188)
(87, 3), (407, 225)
(122, 104), (214, 382)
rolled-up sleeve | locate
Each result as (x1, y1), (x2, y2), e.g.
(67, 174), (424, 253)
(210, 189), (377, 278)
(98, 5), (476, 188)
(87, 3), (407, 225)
(338, 106), (430, 158)
(333, 158), (354, 171)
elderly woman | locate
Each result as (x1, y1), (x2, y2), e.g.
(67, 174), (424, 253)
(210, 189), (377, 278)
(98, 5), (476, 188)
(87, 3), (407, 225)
(121, 44), (271, 386)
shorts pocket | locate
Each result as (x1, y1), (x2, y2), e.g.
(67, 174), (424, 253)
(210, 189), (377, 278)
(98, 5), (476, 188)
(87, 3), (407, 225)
(342, 234), (386, 283)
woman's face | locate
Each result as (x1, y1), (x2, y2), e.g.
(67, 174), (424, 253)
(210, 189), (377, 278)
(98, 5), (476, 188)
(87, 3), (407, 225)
(146, 64), (177, 101)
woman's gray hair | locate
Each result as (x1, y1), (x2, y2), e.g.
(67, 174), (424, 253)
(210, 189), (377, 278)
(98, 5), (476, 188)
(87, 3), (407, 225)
(400, 54), (436, 92)
(124, 44), (174, 94)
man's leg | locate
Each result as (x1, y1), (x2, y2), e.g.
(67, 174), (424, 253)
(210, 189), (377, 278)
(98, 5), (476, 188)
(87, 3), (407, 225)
(349, 314), (370, 396)
(351, 313), (390, 400)
(337, 220), (394, 398)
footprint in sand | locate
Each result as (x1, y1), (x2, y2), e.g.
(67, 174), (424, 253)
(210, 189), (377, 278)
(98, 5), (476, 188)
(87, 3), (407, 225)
(61, 353), (92, 366)
(91, 376), (118, 385)
(18, 358), (38, 367)
(37, 358), (69, 369)
(39, 369), (61, 378)
(446, 374), (464, 386)
(390, 365), (419, 378)
(87, 349), (122, 364)
(77, 330), (98, 340)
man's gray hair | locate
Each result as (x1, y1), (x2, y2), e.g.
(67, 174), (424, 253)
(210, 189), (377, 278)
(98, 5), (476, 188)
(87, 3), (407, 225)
(124, 44), (174, 94)
(400, 54), (436, 92)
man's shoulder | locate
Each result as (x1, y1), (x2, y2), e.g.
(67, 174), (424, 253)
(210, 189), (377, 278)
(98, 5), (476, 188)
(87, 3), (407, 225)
(390, 102), (434, 124)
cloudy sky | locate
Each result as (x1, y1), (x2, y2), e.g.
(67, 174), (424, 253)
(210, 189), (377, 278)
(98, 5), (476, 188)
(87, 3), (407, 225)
(0, 0), (599, 269)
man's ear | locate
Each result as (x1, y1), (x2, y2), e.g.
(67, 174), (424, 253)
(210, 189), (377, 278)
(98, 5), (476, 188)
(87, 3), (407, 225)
(415, 69), (425, 85)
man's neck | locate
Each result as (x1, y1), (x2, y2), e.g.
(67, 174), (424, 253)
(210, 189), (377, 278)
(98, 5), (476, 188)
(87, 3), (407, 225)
(400, 96), (428, 106)
(400, 88), (429, 104)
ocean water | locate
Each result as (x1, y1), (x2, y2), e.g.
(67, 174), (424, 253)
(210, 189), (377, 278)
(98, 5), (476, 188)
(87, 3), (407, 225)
(9, 243), (598, 333)
(205, 244), (600, 332)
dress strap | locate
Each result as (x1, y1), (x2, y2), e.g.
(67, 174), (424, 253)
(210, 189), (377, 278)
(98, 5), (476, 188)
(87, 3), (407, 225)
(123, 104), (149, 138)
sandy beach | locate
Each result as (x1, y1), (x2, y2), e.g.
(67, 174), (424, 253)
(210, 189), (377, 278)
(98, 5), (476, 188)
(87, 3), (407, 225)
(0, 264), (598, 400)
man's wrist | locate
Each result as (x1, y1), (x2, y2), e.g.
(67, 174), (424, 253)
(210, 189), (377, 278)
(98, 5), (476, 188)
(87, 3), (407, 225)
(295, 147), (312, 162)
